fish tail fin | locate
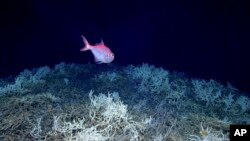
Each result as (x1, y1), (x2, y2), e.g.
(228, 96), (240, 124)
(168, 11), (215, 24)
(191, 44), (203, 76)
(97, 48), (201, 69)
(80, 35), (91, 51)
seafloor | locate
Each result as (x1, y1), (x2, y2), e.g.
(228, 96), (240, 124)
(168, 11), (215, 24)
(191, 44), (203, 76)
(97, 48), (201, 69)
(0, 62), (249, 141)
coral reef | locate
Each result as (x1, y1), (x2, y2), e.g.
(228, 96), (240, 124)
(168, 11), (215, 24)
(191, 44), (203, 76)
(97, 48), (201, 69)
(0, 62), (249, 140)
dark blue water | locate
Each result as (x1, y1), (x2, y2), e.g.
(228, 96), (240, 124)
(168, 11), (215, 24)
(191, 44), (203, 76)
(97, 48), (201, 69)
(1, 1), (249, 93)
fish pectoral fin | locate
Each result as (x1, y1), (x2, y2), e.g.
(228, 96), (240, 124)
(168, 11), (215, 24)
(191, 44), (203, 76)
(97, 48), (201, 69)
(93, 56), (102, 64)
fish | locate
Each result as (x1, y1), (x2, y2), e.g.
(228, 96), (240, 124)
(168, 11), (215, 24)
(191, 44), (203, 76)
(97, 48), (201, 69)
(80, 35), (114, 64)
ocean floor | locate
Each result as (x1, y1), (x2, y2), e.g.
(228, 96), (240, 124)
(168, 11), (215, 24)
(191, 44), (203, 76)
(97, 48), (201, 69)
(0, 62), (249, 141)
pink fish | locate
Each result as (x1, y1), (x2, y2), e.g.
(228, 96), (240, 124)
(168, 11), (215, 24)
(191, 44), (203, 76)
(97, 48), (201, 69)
(80, 35), (114, 64)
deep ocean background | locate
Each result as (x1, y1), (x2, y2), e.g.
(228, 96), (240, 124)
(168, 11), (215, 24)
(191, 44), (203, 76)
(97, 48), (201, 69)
(1, 0), (250, 93)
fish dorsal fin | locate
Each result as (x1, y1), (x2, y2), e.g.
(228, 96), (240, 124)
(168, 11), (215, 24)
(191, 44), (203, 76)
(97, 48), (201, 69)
(94, 38), (105, 46)
(100, 38), (104, 45)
